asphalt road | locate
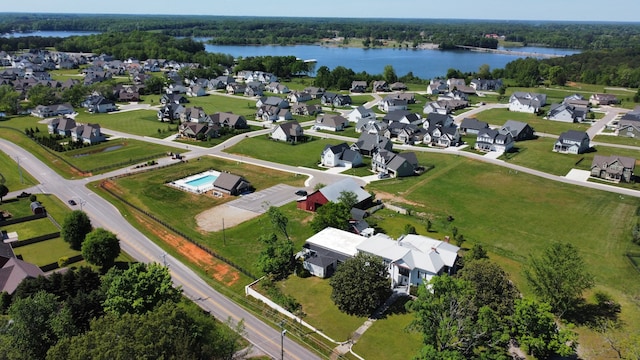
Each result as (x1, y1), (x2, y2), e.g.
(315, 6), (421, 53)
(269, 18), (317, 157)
(0, 138), (322, 360)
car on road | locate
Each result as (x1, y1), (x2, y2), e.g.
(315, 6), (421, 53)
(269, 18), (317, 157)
(295, 190), (308, 196)
(17, 192), (31, 198)
(68, 199), (77, 206)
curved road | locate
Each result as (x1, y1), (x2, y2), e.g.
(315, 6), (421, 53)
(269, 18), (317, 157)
(0, 138), (321, 360)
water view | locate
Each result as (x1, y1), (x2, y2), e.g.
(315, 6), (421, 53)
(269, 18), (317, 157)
(1, 30), (100, 38)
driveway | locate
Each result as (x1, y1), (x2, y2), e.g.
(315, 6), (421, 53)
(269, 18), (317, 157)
(226, 184), (300, 213)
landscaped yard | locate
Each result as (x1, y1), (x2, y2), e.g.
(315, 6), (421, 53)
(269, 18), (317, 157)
(13, 237), (80, 267)
(74, 109), (177, 138)
(1, 217), (60, 240)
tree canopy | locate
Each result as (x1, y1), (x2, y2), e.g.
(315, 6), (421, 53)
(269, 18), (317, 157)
(255, 233), (296, 280)
(524, 242), (594, 317)
(329, 253), (390, 317)
(60, 210), (93, 250)
(81, 228), (121, 271)
(0, 184), (8, 203)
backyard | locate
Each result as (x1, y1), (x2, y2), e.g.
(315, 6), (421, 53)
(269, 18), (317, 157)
(471, 108), (590, 135)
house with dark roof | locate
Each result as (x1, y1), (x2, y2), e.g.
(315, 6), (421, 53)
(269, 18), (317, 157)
(390, 82), (408, 91)
(501, 120), (535, 141)
(356, 119), (387, 135)
(553, 130), (590, 154)
(256, 96), (289, 109)
(547, 103), (587, 123)
(270, 120), (304, 143)
(371, 80), (389, 92)
(423, 125), (461, 148)
(351, 133), (393, 156)
(470, 78), (503, 91)
(287, 91), (312, 103)
(350, 81), (368, 93)
(475, 128), (514, 153)
(619, 106), (640, 122)
(459, 118), (489, 135)
(383, 110), (422, 125)
(563, 94), (590, 108)
(157, 103), (185, 122)
(179, 122), (219, 139)
(509, 92), (547, 113)
(71, 123), (105, 144)
(31, 103), (75, 118)
(321, 92), (352, 107)
(297, 178), (372, 212)
(213, 172), (252, 195)
(371, 151), (419, 178)
(590, 93), (619, 106)
(320, 143), (363, 168)
(303, 86), (325, 99)
(48, 117), (77, 136)
(210, 112), (248, 129)
(591, 155), (636, 183)
(425, 113), (454, 128)
(291, 103), (321, 116)
(314, 114), (349, 132)
(378, 96), (408, 113)
(618, 119), (640, 138)
(161, 93), (189, 105)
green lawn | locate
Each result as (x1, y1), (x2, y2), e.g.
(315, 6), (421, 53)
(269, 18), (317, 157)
(352, 297), (423, 360)
(1, 217), (59, 239)
(278, 276), (365, 341)
(61, 139), (180, 174)
(13, 237), (80, 267)
(472, 108), (590, 135)
(349, 94), (374, 106)
(594, 134), (640, 147)
(225, 136), (337, 168)
(499, 137), (640, 176)
(74, 110), (176, 138)
(0, 150), (39, 192)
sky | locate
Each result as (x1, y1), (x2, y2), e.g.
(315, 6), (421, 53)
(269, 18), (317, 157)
(2, 0), (640, 22)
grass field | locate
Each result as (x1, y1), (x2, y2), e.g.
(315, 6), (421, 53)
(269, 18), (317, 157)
(0, 150), (38, 192)
(74, 109), (176, 138)
(594, 134), (640, 147)
(225, 136), (337, 169)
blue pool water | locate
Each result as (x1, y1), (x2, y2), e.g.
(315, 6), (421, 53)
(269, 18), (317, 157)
(186, 174), (218, 187)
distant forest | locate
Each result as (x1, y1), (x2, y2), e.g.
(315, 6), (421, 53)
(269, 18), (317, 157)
(1, 13), (640, 50)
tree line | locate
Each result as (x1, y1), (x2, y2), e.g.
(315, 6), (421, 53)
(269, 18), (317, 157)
(3, 14), (640, 50)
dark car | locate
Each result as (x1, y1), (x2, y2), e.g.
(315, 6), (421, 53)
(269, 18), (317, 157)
(17, 191), (31, 198)
(68, 199), (77, 206)
(295, 190), (308, 196)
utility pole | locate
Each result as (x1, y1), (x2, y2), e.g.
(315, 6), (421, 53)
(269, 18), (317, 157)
(16, 156), (23, 184)
(222, 218), (226, 246)
(280, 320), (287, 360)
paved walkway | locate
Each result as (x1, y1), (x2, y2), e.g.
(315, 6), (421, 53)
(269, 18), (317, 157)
(565, 169), (591, 182)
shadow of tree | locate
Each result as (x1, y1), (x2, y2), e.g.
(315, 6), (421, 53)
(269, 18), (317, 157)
(564, 292), (621, 328)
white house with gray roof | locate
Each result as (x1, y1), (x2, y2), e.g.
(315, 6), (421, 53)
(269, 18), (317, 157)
(553, 130), (590, 154)
(509, 92), (547, 113)
(357, 233), (459, 287)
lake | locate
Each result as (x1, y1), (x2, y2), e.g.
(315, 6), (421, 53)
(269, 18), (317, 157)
(203, 44), (579, 79)
(1, 30), (580, 79)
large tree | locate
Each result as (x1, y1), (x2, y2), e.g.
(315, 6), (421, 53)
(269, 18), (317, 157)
(511, 298), (577, 359)
(524, 242), (594, 317)
(267, 206), (290, 240)
(383, 64), (398, 83)
(60, 210), (93, 250)
(458, 259), (519, 318)
(102, 262), (181, 315)
(81, 228), (121, 271)
(310, 201), (351, 232)
(47, 301), (243, 360)
(329, 253), (390, 317)
(255, 233), (295, 280)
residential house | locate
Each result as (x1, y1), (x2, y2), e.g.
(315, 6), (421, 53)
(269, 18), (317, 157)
(157, 103), (185, 122)
(591, 155), (635, 183)
(563, 94), (590, 108)
(270, 120), (304, 143)
(427, 79), (448, 95)
(226, 82), (247, 95)
(321, 92), (352, 107)
(475, 128), (514, 153)
(160, 93), (188, 105)
(378, 96), (408, 113)
(371, 150), (419, 178)
(244, 82), (264, 97)
(350, 81), (368, 93)
(423, 125), (461, 148)
(389, 82), (408, 91)
(547, 103), (587, 123)
(256, 96), (289, 109)
(396, 124), (428, 145)
(314, 114), (349, 131)
(301, 227), (367, 278)
(320, 143), (363, 168)
(115, 85), (140, 102)
(166, 84), (188, 94)
(470, 78), (503, 91)
(257, 105), (293, 122)
(356, 234), (459, 287)
(0, 255), (45, 294)
(509, 92), (547, 113)
(287, 91), (312, 103)
(459, 118), (489, 135)
(620, 106), (640, 122)
(48, 117), (77, 136)
(213, 172), (252, 195)
(210, 112), (248, 129)
(347, 106), (376, 123)
(179, 123), (219, 140)
(180, 106), (209, 123)
(296, 178), (371, 212)
(383, 110), (422, 125)
(590, 93), (619, 106)
(438, 90), (469, 102)
(618, 120), (640, 138)
(355, 119), (387, 134)
(371, 80), (389, 92)
(303, 86), (325, 99)
(424, 113), (454, 128)
(31, 103), (75, 118)
(266, 82), (289, 94)
(291, 103), (321, 116)
(187, 85), (207, 97)
(447, 78), (466, 91)
(71, 123), (105, 144)
(553, 130), (590, 154)
(501, 120), (535, 141)
(351, 133), (393, 156)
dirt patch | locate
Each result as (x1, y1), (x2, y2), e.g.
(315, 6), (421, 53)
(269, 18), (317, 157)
(196, 204), (260, 232)
(375, 191), (421, 207)
(131, 209), (241, 286)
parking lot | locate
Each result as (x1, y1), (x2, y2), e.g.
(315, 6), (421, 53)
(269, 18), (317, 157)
(226, 184), (300, 213)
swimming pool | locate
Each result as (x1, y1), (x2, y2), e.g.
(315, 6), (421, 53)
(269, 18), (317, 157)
(186, 174), (218, 187)
(170, 170), (221, 194)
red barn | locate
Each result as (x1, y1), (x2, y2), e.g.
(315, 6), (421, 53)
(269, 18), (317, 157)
(297, 178), (372, 212)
